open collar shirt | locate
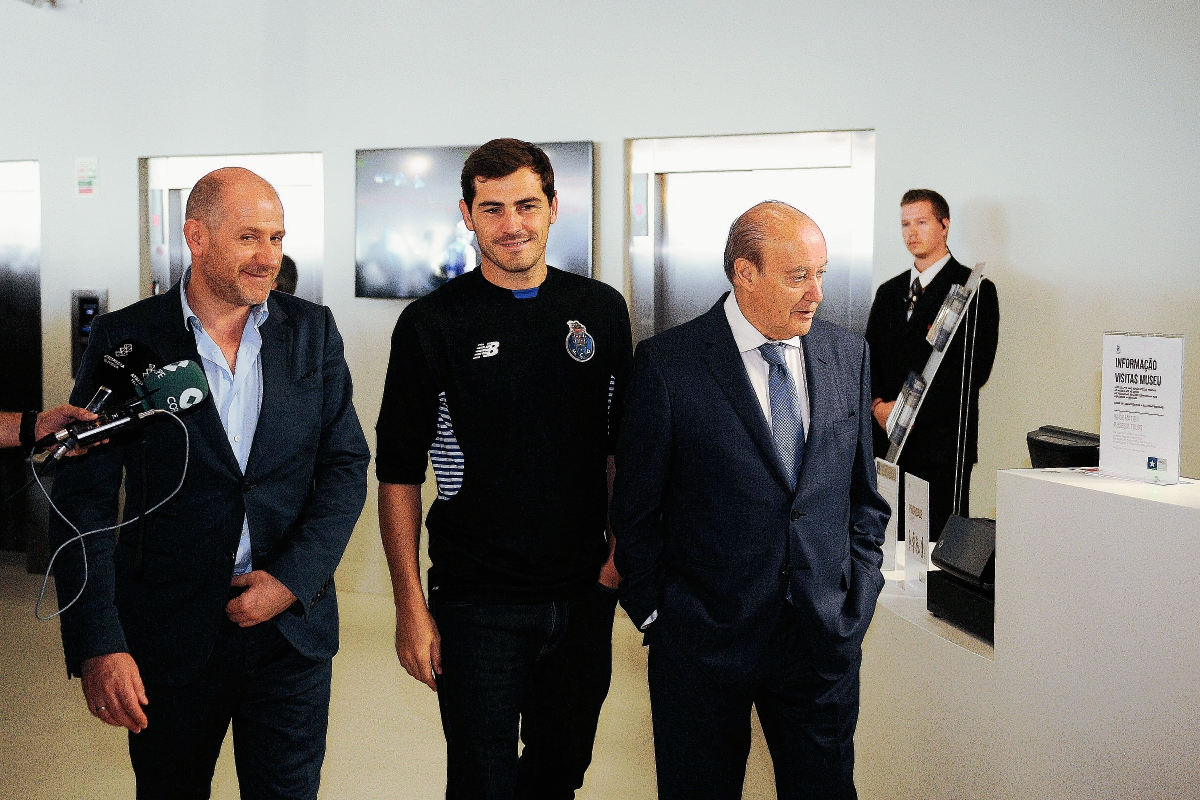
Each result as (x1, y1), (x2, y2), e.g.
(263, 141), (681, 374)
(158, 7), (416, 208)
(180, 268), (268, 576)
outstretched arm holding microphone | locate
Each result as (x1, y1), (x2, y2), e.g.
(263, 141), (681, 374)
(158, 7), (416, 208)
(0, 404), (97, 452)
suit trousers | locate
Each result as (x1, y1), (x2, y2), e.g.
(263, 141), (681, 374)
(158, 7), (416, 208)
(898, 461), (972, 542)
(647, 602), (860, 800)
(127, 617), (332, 800)
(430, 583), (618, 800)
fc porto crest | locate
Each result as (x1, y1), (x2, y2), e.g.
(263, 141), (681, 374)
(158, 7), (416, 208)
(565, 320), (595, 363)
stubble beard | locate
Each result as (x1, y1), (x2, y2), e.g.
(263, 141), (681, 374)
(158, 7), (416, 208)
(202, 264), (271, 308)
(480, 240), (544, 276)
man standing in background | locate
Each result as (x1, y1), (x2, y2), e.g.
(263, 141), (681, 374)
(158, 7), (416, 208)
(865, 189), (999, 540)
(376, 139), (632, 799)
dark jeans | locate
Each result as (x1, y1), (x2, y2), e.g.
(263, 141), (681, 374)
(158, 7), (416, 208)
(898, 461), (973, 542)
(647, 603), (860, 800)
(430, 583), (619, 800)
(128, 620), (332, 800)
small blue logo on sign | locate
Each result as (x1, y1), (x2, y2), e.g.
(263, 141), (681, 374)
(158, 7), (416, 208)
(565, 320), (595, 363)
(1147, 457), (1158, 470)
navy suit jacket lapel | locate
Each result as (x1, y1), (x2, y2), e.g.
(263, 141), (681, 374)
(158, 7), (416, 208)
(151, 286), (242, 478)
(246, 297), (293, 478)
(799, 322), (834, 483)
(698, 299), (793, 491)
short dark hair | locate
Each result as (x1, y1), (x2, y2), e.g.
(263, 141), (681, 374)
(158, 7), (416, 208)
(461, 139), (555, 211)
(185, 171), (228, 227)
(901, 189), (950, 223)
(274, 254), (298, 295)
(723, 200), (803, 282)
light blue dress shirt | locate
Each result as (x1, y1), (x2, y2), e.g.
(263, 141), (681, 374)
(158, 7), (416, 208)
(180, 268), (268, 576)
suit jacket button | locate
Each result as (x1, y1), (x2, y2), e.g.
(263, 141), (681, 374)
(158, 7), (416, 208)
(226, 551), (236, 563)
(242, 483), (255, 494)
(790, 510), (803, 521)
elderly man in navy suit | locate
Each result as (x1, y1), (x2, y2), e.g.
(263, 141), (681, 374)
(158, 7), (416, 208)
(613, 201), (889, 800)
(49, 167), (370, 800)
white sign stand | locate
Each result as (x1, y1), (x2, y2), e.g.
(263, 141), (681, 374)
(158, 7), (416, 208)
(903, 473), (930, 595)
(876, 458), (899, 571)
(1100, 333), (1185, 484)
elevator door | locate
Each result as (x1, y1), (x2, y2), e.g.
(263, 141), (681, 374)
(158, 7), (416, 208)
(657, 168), (860, 333)
(629, 131), (875, 343)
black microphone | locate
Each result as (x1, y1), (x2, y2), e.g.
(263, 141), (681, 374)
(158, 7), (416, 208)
(37, 360), (210, 458)
(87, 340), (165, 413)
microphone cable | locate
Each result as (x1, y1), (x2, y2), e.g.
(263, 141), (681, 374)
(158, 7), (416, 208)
(31, 409), (190, 622)
(0, 457), (56, 507)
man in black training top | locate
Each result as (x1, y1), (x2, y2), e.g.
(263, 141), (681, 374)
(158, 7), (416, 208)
(376, 139), (633, 800)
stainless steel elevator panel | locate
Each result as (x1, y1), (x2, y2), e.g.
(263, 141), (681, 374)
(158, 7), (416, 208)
(628, 131), (875, 343)
(0, 161), (43, 555)
(0, 160), (43, 411)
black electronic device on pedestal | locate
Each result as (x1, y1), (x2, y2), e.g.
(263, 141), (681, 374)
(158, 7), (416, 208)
(1026, 426), (1100, 469)
(928, 515), (995, 643)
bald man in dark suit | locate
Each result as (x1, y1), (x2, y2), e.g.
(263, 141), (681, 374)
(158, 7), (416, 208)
(614, 202), (889, 800)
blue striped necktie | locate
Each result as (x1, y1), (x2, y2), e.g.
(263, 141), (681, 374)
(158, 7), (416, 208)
(758, 342), (805, 490)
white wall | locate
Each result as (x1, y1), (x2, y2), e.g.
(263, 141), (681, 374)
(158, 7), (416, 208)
(2, 0), (1197, 593)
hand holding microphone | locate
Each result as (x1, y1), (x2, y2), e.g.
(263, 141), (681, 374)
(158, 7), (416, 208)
(30, 339), (166, 457)
(32, 404), (98, 443)
(36, 360), (211, 459)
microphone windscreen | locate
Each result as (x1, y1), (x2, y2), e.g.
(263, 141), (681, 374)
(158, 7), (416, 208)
(141, 360), (210, 413)
(96, 339), (164, 405)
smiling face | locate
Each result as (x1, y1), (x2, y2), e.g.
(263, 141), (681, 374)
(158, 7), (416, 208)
(184, 171), (285, 309)
(459, 166), (557, 287)
(732, 212), (827, 340)
(901, 199), (949, 267)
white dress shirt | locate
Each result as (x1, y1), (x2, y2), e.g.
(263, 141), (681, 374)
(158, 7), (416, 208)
(910, 252), (952, 290)
(723, 292), (811, 438)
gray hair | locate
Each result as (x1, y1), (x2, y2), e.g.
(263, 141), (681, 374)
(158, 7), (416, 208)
(722, 200), (806, 282)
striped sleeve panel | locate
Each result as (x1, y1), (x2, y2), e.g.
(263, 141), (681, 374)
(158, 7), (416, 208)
(430, 392), (465, 500)
(607, 374), (616, 437)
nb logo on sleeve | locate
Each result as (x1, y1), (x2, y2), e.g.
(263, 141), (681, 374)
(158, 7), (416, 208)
(473, 341), (500, 360)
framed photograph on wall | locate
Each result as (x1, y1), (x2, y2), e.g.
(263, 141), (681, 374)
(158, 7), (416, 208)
(355, 141), (594, 299)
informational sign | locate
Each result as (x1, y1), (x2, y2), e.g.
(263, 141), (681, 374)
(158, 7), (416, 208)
(1100, 333), (1185, 484)
(903, 473), (930, 594)
(75, 157), (98, 196)
(875, 458), (899, 571)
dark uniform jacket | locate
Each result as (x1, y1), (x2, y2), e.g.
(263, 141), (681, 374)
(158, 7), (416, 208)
(865, 257), (999, 468)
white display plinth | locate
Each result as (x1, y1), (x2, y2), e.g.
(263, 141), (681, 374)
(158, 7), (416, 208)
(856, 469), (1200, 799)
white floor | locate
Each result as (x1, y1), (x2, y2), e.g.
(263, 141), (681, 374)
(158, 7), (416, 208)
(0, 555), (780, 799)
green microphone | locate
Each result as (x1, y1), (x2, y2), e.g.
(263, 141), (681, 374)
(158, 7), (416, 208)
(139, 360), (210, 413)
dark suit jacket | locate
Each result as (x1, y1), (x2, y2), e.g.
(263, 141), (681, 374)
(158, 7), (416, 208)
(864, 257), (999, 467)
(612, 298), (889, 682)
(50, 285), (370, 685)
